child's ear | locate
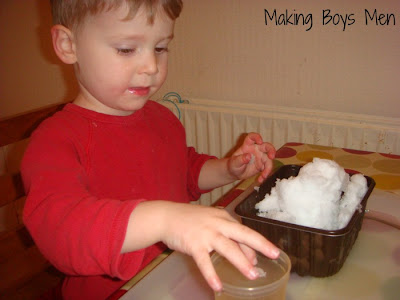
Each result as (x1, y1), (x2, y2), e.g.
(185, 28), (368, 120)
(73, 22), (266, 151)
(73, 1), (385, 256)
(51, 25), (77, 64)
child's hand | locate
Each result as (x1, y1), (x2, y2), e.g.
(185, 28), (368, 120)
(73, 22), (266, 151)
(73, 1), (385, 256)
(159, 202), (280, 292)
(228, 133), (276, 183)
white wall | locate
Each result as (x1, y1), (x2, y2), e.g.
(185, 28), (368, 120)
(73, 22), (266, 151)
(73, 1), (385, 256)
(155, 0), (400, 118)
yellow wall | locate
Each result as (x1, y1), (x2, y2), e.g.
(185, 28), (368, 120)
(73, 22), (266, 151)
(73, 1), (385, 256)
(1, 0), (399, 119)
(0, 0), (78, 119)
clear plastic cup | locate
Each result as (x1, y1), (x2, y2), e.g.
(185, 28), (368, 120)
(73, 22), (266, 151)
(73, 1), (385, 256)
(212, 250), (291, 300)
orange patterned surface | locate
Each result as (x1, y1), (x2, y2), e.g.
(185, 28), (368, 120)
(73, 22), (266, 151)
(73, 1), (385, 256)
(274, 143), (400, 194)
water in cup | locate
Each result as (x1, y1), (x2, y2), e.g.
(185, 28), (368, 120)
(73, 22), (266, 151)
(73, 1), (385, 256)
(212, 250), (291, 300)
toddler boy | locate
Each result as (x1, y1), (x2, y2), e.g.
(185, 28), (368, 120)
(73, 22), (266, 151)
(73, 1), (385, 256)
(21, 1), (279, 299)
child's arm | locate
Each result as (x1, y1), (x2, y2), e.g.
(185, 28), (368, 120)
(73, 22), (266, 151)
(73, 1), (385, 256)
(198, 132), (276, 190)
(122, 133), (279, 292)
(122, 200), (279, 292)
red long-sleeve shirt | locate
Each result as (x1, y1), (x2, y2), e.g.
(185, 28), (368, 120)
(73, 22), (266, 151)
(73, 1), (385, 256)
(21, 101), (214, 299)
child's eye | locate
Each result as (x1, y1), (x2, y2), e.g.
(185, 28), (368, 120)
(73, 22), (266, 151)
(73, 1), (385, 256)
(116, 48), (135, 55)
(155, 47), (169, 54)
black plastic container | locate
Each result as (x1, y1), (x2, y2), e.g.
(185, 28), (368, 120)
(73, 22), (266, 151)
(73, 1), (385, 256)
(235, 165), (375, 277)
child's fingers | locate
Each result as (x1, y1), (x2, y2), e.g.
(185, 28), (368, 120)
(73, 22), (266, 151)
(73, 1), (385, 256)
(222, 221), (280, 259)
(192, 251), (222, 291)
(231, 152), (253, 170)
(239, 243), (258, 265)
(255, 143), (276, 182)
(213, 239), (260, 281)
(258, 157), (274, 182)
(259, 142), (276, 159)
(192, 243), (258, 292)
(244, 132), (263, 146)
(185, 209), (279, 292)
(209, 221), (279, 283)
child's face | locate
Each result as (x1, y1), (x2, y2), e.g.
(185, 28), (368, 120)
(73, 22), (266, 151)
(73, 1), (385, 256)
(72, 4), (175, 116)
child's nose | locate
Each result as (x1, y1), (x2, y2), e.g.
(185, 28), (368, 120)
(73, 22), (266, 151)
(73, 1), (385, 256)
(138, 51), (158, 75)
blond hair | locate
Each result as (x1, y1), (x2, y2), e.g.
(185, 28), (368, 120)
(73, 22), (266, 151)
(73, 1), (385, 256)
(50, 0), (183, 30)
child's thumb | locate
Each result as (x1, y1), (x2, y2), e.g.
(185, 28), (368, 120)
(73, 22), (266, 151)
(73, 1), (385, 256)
(232, 153), (252, 169)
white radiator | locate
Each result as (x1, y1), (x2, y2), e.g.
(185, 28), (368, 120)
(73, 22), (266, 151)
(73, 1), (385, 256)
(159, 97), (400, 205)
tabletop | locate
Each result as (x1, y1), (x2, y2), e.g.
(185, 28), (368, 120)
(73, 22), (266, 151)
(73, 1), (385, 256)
(113, 143), (400, 300)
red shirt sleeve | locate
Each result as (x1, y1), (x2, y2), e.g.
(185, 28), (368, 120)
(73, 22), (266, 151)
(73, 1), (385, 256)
(22, 124), (144, 279)
(186, 147), (217, 201)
